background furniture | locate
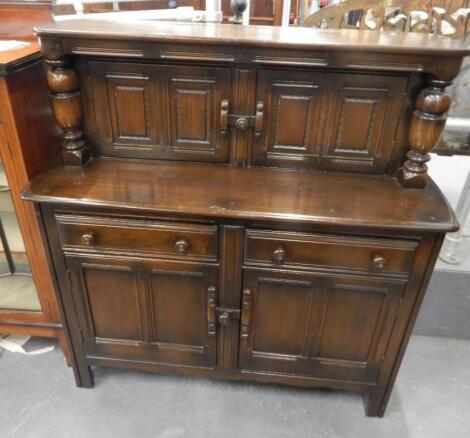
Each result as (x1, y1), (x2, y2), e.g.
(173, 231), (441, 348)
(0, 0), (70, 362)
(302, 0), (470, 266)
(51, 0), (285, 25)
(304, 0), (470, 37)
(25, 20), (469, 417)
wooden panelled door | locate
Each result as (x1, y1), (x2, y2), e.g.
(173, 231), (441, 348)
(251, 69), (326, 169)
(252, 69), (407, 173)
(239, 269), (405, 383)
(90, 61), (231, 162)
(66, 255), (218, 367)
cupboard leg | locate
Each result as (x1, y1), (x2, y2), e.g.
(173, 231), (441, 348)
(73, 361), (94, 388)
(362, 389), (388, 418)
(57, 330), (72, 367)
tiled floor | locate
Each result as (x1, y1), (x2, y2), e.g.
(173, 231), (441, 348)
(0, 335), (469, 438)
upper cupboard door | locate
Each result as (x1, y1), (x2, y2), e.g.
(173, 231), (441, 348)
(251, 69), (326, 168)
(251, 70), (407, 173)
(323, 74), (408, 173)
(91, 62), (163, 159)
(166, 65), (231, 162)
(90, 62), (231, 163)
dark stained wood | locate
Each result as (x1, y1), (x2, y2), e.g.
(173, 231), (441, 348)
(398, 77), (454, 188)
(217, 225), (244, 368)
(252, 70), (407, 172)
(25, 20), (470, 418)
(23, 159), (457, 233)
(56, 214), (218, 261)
(46, 58), (90, 165)
(239, 268), (405, 383)
(66, 255), (218, 367)
(90, 62), (230, 162)
(34, 20), (470, 56)
(244, 229), (419, 275)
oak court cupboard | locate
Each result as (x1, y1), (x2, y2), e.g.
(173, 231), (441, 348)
(22, 20), (470, 417)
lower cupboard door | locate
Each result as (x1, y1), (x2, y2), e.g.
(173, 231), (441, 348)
(238, 269), (405, 383)
(66, 255), (218, 367)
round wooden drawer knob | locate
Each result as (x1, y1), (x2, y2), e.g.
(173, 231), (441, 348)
(175, 239), (189, 254)
(81, 232), (95, 246)
(273, 246), (287, 264)
(372, 254), (386, 270)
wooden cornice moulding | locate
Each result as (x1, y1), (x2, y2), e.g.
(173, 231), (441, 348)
(35, 21), (470, 78)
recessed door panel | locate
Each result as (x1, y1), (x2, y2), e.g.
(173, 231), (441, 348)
(322, 74), (407, 173)
(150, 270), (206, 348)
(251, 69), (325, 168)
(82, 265), (141, 342)
(317, 287), (386, 362)
(91, 62), (163, 158)
(251, 278), (315, 357)
(167, 66), (231, 162)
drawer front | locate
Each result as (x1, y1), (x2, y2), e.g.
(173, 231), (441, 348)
(245, 230), (418, 275)
(56, 214), (218, 261)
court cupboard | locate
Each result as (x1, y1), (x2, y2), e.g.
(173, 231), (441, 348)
(23, 20), (470, 417)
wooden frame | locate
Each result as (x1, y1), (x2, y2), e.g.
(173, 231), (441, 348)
(0, 1), (70, 362)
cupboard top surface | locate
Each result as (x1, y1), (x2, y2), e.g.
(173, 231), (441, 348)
(22, 159), (457, 232)
(34, 20), (470, 57)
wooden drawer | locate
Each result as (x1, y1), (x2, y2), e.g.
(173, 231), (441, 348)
(56, 214), (218, 261)
(244, 230), (418, 275)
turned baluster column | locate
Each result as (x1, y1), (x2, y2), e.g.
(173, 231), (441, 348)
(45, 57), (90, 166)
(398, 76), (452, 188)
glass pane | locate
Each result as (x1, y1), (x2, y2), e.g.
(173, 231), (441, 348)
(0, 155), (41, 311)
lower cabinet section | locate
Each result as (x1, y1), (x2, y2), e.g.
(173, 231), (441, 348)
(239, 269), (405, 383)
(66, 255), (218, 367)
(64, 234), (407, 383)
(47, 211), (434, 417)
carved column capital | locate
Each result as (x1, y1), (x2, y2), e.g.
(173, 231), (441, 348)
(45, 56), (90, 166)
(398, 76), (452, 189)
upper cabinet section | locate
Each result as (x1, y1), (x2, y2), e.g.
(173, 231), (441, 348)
(86, 61), (407, 173)
(36, 20), (469, 182)
(90, 62), (230, 163)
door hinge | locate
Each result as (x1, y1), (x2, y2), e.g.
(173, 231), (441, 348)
(77, 327), (84, 345)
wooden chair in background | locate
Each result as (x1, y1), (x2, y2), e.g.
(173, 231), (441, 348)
(304, 0), (470, 267)
(303, 0), (469, 38)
